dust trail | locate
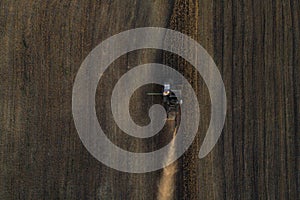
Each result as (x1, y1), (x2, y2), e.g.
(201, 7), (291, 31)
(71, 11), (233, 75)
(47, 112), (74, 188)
(157, 127), (178, 200)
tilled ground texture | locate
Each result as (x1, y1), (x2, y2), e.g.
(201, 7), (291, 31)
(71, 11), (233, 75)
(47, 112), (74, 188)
(0, 0), (299, 199)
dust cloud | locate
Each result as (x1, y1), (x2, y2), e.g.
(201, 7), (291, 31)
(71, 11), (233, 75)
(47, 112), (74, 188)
(157, 128), (178, 200)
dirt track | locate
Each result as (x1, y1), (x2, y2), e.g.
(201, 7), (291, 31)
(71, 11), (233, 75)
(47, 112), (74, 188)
(0, 0), (299, 199)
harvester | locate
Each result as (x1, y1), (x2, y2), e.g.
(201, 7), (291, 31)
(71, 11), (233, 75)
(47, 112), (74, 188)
(147, 83), (182, 124)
